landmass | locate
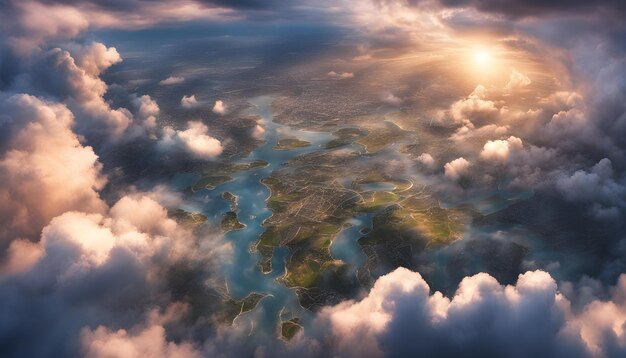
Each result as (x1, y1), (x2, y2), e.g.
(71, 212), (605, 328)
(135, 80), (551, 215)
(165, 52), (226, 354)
(273, 138), (311, 150)
(219, 292), (269, 324)
(222, 211), (245, 231)
(169, 209), (208, 229)
(280, 318), (302, 341)
(325, 127), (367, 149)
(222, 191), (238, 211)
(221, 191), (245, 231)
(253, 141), (472, 309)
(192, 160), (268, 191)
(355, 121), (411, 153)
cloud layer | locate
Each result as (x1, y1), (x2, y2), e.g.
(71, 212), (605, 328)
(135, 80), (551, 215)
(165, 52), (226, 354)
(0, 0), (625, 357)
(0, 94), (106, 250)
(318, 267), (626, 358)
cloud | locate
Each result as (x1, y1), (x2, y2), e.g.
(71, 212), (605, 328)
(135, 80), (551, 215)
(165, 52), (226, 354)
(0, 239), (45, 275)
(159, 76), (185, 85)
(450, 123), (509, 143)
(0, 190), (231, 356)
(444, 157), (470, 180)
(181, 95), (200, 109)
(0, 38), (165, 141)
(0, 0), (242, 55)
(437, 0), (626, 18)
(212, 100), (226, 115)
(159, 121), (223, 160)
(131, 94), (160, 131)
(0, 94), (106, 249)
(328, 71), (354, 79)
(382, 92), (403, 105)
(506, 68), (532, 90)
(442, 85), (500, 126)
(66, 42), (123, 77)
(0, 1), (89, 55)
(417, 153), (435, 168)
(0, 0), (626, 356)
(556, 158), (626, 206)
(18, 43), (132, 138)
(82, 323), (201, 358)
(570, 274), (626, 356)
(19, 193), (200, 277)
(480, 136), (523, 161)
(318, 267), (626, 358)
(81, 301), (202, 358)
(251, 123), (266, 139)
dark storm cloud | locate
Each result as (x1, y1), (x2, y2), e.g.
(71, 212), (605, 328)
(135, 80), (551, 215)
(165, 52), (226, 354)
(198, 0), (283, 9)
(439, 0), (626, 18)
(32, 0), (281, 11)
(383, 0), (626, 19)
(8, 0), (303, 18)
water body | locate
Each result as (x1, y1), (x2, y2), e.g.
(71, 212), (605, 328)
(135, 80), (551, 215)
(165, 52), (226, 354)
(187, 96), (534, 341)
(329, 214), (372, 276)
(190, 96), (340, 339)
(358, 182), (397, 192)
(440, 187), (534, 216)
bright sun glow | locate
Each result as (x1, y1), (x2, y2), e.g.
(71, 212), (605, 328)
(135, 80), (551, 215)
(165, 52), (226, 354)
(474, 50), (490, 65)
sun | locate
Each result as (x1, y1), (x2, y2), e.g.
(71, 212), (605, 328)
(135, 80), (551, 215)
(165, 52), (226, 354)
(463, 46), (502, 80)
(474, 50), (491, 65)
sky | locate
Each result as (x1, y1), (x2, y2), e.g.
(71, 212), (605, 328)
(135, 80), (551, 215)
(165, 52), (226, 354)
(1, 0), (626, 357)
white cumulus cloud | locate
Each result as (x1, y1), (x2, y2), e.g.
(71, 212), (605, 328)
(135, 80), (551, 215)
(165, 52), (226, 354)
(444, 157), (470, 180)
(181, 95), (199, 109)
(252, 123), (266, 139)
(506, 68), (532, 90)
(160, 121), (223, 160)
(0, 94), (106, 249)
(480, 136), (523, 161)
(417, 153), (435, 168)
(159, 76), (185, 85)
(212, 100), (226, 115)
(328, 71), (354, 79)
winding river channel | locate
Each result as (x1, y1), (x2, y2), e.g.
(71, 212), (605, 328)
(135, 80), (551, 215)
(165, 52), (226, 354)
(189, 96), (370, 339)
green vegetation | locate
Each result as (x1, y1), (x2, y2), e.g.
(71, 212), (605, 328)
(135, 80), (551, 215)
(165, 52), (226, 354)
(325, 127), (367, 149)
(169, 209), (207, 229)
(399, 193), (468, 245)
(393, 179), (413, 192)
(220, 292), (268, 324)
(255, 176), (359, 281)
(192, 160), (268, 191)
(222, 191), (238, 211)
(192, 175), (233, 191)
(273, 138), (311, 150)
(256, 156), (470, 293)
(283, 247), (343, 288)
(357, 191), (401, 212)
(229, 160), (269, 171)
(220, 192), (244, 231)
(356, 121), (411, 153)
(357, 191), (470, 279)
(251, 133), (471, 309)
(359, 195), (467, 245)
(221, 211), (245, 231)
(280, 318), (302, 341)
